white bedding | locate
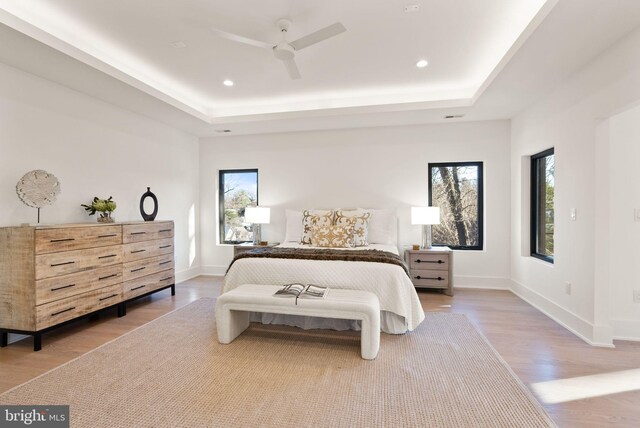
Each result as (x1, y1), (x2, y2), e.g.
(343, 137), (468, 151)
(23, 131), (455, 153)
(223, 243), (425, 334)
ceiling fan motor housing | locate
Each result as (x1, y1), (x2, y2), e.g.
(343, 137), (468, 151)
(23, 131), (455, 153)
(273, 43), (295, 60)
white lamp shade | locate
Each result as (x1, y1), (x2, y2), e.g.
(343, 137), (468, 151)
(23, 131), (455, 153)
(245, 206), (270, 224)
(411, 206), (440, 225)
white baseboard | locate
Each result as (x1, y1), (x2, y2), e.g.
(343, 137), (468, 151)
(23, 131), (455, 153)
(200, 265), (227, 276)
(175, 266), (202, 284)
(454, 275), (511, 290)
(611, 319), (640, 342)
(510, 279), (614, 348)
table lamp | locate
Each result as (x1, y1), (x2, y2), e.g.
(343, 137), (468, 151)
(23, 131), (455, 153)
(245, 206), (270, 245)
(411, 206), (440, 249)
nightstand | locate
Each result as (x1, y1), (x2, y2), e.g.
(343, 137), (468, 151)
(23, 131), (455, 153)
(233, 243), (279, 257)
(404, 247), (453, 296)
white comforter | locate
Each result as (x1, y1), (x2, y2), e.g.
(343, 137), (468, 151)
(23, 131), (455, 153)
(223, 243), (425, 333)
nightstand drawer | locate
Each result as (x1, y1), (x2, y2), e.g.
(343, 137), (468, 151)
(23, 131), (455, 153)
(408, 253), (449, 270)
(410, 270), (449, 288)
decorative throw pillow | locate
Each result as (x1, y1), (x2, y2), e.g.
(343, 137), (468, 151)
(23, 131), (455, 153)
(301, 209), (335, 244)
(311, 224), (354, 248)
(335, 209), (371, 247)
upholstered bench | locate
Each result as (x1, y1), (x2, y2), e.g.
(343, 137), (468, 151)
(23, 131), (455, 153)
(215, 284), (381, 360)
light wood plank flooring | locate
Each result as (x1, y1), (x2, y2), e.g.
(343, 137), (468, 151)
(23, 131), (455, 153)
(1, 276), (638, 427)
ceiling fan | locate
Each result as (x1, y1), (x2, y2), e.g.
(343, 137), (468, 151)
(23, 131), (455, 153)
(212, 19), (346, 80)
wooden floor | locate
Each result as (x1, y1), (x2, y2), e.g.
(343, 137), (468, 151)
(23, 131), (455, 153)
(1, 277), (639, 427)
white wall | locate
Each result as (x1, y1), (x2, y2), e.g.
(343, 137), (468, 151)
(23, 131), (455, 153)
(0, 62), (201, 281)
(607, 104), (640, 340)
(199, 120), (512, 288)
(510, 27), (640, 345)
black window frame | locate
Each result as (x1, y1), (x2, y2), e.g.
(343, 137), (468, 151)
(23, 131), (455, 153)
(218, 168), (259, 245)
(530, 148), (554, 264)
(428, 161), (484, 251)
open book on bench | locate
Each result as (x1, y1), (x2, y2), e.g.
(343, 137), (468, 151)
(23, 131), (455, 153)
(273, 283), (328, 302)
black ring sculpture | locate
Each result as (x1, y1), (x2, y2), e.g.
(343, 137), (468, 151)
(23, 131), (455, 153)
(140, 187), (158, 221)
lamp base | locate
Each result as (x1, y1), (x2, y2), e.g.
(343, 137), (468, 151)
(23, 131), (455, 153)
(252, 224), (262, 246)
(421, 224), (433, 249)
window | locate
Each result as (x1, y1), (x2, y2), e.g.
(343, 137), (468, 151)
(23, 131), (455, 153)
(531, 149), (554, 263)
(219, 169), (258, 244)
(428, 162), (484, 250)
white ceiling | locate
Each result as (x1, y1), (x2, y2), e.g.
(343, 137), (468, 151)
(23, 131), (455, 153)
(1, 0), (640, 137)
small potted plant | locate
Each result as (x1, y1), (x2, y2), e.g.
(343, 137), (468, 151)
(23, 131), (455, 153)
(81, 196), (117, 223)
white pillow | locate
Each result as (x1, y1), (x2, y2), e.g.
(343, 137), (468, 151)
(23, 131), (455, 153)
(283, 210), (303, 242)
(367, 209), (397, 245)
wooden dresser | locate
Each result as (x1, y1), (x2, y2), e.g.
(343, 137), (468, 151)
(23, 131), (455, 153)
(0, 221), (175, 351)
(404, 247), (453, 296)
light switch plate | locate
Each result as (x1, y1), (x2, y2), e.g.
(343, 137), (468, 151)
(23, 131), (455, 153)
(570, 208), (577, 221)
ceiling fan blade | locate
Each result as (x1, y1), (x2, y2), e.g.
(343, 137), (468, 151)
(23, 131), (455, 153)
(283, 59), (301, 80)
(211, 28), (273, 49)
(289, 22), (346, 51)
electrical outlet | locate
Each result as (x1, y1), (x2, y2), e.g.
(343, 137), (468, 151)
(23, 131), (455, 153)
(633, 290), (640, 303)
(570, 208), (577, 221)
(565, 282), (572, 295)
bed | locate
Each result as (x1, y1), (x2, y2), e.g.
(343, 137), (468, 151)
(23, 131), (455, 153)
(223, 241), (425, 334)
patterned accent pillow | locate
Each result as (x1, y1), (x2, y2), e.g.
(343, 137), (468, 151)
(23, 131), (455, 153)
(311, 224), (354, 248)
(301, 210), (335, 244)
(335, 209), (371, 247)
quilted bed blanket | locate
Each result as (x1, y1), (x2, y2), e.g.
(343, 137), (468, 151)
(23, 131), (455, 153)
(223, 246), (425, 333)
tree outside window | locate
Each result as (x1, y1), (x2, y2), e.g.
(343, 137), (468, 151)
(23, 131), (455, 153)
(219, 169), (258, 244)
(428, 162), (484, 250)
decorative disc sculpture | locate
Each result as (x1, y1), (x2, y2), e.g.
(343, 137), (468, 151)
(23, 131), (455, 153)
(16, 169), (61, 223)
(140, 187), (158, 221)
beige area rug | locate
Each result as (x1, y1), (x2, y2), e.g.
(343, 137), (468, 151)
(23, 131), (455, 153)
(1, 298), (555, 427)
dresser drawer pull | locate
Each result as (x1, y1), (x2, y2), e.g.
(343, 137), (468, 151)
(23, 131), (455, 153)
(159, 229), (172, 233)
(159, 260), (172, 266)
(51, 284), (76, 292)
(131, 249), (146, 254)
(50, 238), (75, 243)
(131, 267), (146, 273)
(131, 285), (146, 291)
(99, 274), (119, 281)
(131, 232), (147, 235)
(415, 259), (445, 264)
(99, 294), (118, 302)
(51, 261), (75, 267)
(98, 254), (117, 259)
(160, 277), (173, 282)
(159, 245), (172, 249)
(98, 234), (118, 238)
(51, 307), (75, 316)
(415, 275), (444, 281)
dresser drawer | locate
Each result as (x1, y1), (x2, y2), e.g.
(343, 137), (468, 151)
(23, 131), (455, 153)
(123, 254), (174, 281)
(408, 253), (449, 271)
(409, 269), (450, 288)
(36, 265), (122, 305)
(123, 270), (175, 300)
(35, 244), (123, 280)
(122, 238), (173, 263)
(123, 222), (174, 244)
(35, 225), (122, 254)
(35, 283), (122, 330)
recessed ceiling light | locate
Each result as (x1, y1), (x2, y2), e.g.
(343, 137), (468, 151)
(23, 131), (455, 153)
(169, 41), (187, 49)
(416, 59), (429, 68)
(223, 80), (234, 87)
